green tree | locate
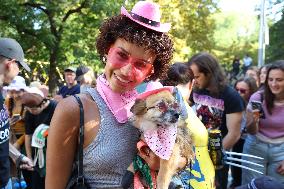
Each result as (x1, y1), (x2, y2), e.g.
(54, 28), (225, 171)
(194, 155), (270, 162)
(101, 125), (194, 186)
(155, 0), (218, 61)
(266, 7), (284, 62)
(0, 0), (123, 94)
(1, 0), (218, 93)
(212, 10), (259, 71)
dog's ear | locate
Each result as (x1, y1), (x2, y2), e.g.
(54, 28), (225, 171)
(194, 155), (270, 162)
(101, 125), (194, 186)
(131, 99), (147, 115)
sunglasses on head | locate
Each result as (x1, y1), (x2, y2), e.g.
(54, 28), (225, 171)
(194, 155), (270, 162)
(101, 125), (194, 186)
(236, 88), (247, 94)
(108, 47), (153, 76)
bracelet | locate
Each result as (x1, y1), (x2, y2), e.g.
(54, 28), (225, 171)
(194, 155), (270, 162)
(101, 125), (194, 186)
(16, 154), (25, 168)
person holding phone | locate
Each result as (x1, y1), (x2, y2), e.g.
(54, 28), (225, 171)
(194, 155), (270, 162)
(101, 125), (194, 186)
(242, 60), (284, 185)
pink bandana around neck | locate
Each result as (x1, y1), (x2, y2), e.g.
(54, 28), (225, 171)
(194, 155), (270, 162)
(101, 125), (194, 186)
(96, 74), (138, 123)
(144, 124), (177, 160)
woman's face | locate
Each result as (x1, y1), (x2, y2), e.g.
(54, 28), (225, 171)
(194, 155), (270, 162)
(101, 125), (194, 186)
(246, 70), (259, 84)
(235, 81), (250, 102)
(105, 38), (156, 93)
(260, 67), (267, 84)
(268, 69), (284, 98)
(10, 90), (24, 101)
(190, 63), (209, 90)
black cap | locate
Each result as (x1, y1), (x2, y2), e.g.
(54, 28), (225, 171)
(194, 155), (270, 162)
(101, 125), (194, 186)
(75, 65), (90, 80)
(236, 176), (284, 189)
(0, 38), (31, 72)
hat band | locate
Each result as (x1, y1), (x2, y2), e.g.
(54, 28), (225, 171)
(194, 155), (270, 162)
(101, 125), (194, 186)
(130, 12), (160, 27)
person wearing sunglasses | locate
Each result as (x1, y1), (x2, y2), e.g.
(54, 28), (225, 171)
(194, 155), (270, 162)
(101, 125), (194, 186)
(46, 1), (174, 189)
(230, 77), (258, 188)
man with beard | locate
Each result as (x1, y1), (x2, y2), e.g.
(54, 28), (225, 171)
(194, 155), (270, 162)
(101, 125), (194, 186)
(0, 38), (33, 188)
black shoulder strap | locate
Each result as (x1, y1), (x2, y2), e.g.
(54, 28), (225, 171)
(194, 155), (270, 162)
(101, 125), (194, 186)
(73, 95), (85, 184)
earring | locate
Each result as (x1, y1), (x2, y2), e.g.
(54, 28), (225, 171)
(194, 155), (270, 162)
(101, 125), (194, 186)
(102, 55), (107, 63)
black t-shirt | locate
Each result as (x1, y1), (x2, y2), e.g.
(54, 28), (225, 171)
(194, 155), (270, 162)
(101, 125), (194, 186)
(0, 93), (10, 187)
(57, 84), (80, 98)
(25, 100), (57, 135)
(191, 85), (244, 137)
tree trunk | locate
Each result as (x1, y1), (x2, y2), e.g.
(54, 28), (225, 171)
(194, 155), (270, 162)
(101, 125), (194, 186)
(49, 45), (59, 96)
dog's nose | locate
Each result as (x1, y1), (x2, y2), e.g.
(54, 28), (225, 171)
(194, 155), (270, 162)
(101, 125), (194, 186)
(174, 113), (179, 119)
(169, 112), (180, 123)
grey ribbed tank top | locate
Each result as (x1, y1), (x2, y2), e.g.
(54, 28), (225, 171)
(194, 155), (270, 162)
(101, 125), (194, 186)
(83, 88), (139, 188)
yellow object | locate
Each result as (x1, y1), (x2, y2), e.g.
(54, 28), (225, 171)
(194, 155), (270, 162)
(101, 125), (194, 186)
(183, 99), (215, 189)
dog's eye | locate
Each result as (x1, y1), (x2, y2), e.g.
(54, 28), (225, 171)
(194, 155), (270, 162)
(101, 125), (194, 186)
(157, 101), (168, 112)
(171, 102), (180, 110)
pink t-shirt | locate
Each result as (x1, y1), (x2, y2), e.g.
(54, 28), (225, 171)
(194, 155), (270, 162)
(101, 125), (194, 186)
(248, 91), (284, 139)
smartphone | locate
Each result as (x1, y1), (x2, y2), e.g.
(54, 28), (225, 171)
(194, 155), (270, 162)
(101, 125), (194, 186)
(251, 101), (265, 119)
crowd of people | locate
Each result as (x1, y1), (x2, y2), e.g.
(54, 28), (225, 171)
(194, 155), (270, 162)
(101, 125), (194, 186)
(1, 1), (284, 189)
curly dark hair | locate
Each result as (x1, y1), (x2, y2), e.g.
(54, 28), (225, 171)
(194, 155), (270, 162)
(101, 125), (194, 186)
(96, 15), (174, 81)
(161, 62), (194, 86)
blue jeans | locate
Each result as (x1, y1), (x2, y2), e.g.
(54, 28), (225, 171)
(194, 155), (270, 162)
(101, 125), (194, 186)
(242, 134), (284, 185)
(1, 179), (12, 189)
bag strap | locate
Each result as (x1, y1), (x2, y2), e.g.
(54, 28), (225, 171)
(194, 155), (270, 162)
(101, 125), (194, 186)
(74, 95), (85, 185)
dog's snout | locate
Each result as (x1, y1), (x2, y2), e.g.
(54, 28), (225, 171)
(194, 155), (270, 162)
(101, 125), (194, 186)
(174, 113), (179, 119)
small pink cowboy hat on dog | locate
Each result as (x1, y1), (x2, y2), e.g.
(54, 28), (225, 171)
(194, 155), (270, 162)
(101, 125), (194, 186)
(121, 1), (171, 33)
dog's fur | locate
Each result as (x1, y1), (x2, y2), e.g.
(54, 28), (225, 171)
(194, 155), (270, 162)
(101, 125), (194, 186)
(131, 90), (194, 189)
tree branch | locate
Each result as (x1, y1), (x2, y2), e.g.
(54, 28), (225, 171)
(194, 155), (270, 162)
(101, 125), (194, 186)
(22, 2), (58, 39)
(62, 0), (89, 23)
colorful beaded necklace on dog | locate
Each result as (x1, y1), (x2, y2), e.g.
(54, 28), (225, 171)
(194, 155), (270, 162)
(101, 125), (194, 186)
(133, 155), (157, 189)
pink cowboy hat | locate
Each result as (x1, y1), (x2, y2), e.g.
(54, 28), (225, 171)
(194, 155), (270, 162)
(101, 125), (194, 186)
(121, 1), (171, 33)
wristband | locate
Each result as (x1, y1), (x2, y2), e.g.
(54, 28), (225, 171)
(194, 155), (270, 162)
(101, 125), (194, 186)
(16, 154), (25, 168)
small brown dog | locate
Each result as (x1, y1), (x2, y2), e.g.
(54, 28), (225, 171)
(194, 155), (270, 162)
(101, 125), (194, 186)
(131, 88), (194, 189)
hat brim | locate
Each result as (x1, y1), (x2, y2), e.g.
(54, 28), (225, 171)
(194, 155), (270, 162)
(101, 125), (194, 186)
(137, 86), (173, 100)
(19, 60), (31, 72)
(121, 6), (171, 33)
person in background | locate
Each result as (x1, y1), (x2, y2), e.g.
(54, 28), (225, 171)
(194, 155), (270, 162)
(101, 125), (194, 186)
(75, 65), (95, 93)
(258, 64), (270, 91)
(3, 76), (32, 187)
(245, 66), (260, 88)
(187, 52), (244, 189)
(242, 54), (253, 74)
(232, 56), (241, 79)
(46, 1), (174, 188)
(161, 62), (216, 188)
(161, 62), (194, 103)
(53, 67), (80, 101)
(22, 87), (57, 189)
(242, 60), (284, 185)
(230, 76), (258, 189)
(4, 76), (27, 149)
(0, 37), (33, 189)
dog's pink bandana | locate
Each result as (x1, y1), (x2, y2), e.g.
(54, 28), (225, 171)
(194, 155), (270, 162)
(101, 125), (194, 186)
(137, 86), (177, 160)
(144, 124), (177, 160)
(96, 74), (138, 123)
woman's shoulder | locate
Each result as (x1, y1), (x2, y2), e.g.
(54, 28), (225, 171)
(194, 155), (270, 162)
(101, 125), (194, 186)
(249, 90), (263, 102)
(57, 93), (95, 111)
